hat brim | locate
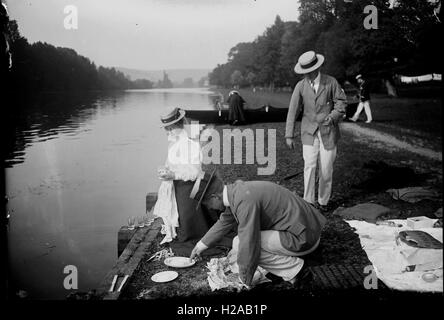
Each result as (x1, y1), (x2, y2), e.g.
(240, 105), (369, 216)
(294, 54), (325, 74)
(160, 109), (186, 128)
(195, 168), (217, 209)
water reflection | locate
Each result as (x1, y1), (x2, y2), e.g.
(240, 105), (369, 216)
(5, 88), (214, 299)
(4, 91), (119, 168)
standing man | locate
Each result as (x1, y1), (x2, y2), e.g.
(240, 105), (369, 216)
(350, 74), (372, 123)
(285, 51), (347, 211)
(189, 170), (326, 287)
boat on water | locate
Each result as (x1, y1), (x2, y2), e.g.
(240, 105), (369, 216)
(185, 102), (359, 124)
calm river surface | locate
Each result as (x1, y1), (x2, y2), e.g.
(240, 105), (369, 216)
(5, 88), (215, 299)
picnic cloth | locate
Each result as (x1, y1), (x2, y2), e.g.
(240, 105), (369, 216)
(334, 203), (391, 222)
(386, 187), (440, 203)
(206, 248), (270, 291)
(346, 219), (443, 292)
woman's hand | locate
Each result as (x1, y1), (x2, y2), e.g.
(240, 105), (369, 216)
(158, 167), (175, 180)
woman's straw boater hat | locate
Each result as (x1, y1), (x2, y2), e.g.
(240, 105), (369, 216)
(189, 169), (223, 209)
(294, 51), (325, 74)
(160, 107), (186, 127)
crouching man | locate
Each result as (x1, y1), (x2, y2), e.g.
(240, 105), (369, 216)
(189, 169), (326, 287)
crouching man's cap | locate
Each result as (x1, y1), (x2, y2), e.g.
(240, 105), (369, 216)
(190, 169), (223, 209)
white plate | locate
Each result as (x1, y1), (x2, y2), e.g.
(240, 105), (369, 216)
(151, 271), (178, 283)
(164, 257), (196, 268)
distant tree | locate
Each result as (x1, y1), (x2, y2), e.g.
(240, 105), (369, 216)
(197, 76), (208, 87)
(182, 77), (194, 88)
(208, 0), (440, 92)
(245, 71), (257, 87)
(254, 15), (286, 89)
(6, 19), (150, 92)
(230, 70), (243, 87)
(131, 78), (154, 89)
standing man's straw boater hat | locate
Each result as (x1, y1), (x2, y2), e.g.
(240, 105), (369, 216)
(160, 107), (186, 127)
(294, 50), (325, 74)
(189, 169), (222, 209)
(356, 74), (363, 80)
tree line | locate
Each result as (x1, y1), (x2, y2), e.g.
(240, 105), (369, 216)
(209, 0), (441, 90)
(5, 20), (154, 91)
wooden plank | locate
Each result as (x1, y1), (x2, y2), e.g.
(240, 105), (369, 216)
(97, 218), (162, 300)
(117, 226), (138, 257)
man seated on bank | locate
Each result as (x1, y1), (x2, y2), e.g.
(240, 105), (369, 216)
(189, 169), (326, 287)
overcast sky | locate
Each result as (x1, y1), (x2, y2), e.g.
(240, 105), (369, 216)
(7, 0), (300, 70)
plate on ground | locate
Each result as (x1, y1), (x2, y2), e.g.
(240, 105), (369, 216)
(151, 271), (178, 283)
(164, 257), (196, 268)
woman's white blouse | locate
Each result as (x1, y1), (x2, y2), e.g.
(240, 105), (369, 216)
(165, 129), (203, 181)
(153, 128), (203, 244)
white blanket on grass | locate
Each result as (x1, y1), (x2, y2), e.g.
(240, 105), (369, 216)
(346, 219), (443, 292)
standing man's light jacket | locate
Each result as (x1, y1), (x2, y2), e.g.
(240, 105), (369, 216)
(285, 73), (347, 150)
(200, 180), (327, 286)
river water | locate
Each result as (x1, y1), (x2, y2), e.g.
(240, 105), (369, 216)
(5, 88), (216, 299)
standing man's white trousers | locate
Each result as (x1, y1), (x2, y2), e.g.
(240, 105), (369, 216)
(302, 131), (337, 206)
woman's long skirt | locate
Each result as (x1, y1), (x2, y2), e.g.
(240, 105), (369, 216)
(228, 103), (246, 123)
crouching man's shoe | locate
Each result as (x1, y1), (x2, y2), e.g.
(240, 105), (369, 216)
(289, 264), (313, 289)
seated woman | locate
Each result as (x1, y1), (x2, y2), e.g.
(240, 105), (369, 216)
(153, 107), (231, 255)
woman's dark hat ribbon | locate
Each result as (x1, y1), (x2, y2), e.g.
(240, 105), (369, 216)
(160, 107), (186, 127)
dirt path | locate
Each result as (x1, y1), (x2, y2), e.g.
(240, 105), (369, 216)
(341, 123), (442, 161)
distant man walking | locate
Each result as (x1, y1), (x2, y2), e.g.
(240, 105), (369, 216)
(285, 51), (347, 211)
(350, 74), (372, 123)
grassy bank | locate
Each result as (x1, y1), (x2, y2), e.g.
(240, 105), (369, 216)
(121, 118), (442, 300)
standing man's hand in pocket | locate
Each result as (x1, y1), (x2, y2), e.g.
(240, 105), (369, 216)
(286, 138), (295, 149)
(323, 116), (332, 126)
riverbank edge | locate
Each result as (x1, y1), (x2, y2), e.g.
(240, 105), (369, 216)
(95, 219), (162, 299)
